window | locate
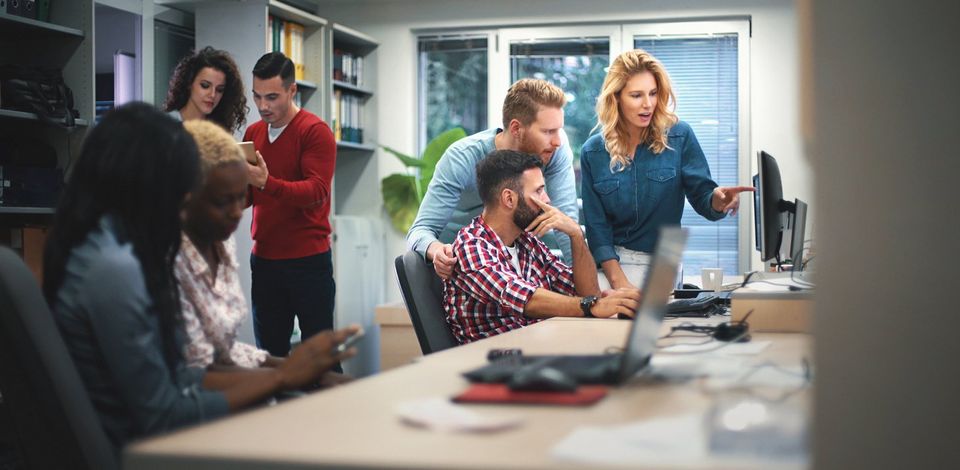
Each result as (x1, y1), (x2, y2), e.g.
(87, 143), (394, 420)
(417, 34), (489, 149)
(417, 20), (750, 273)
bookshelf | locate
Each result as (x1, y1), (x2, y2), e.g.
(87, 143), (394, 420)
(264, 0), (327, 121)
(0, 1), (94, 270)
(329, 23), (378, 153)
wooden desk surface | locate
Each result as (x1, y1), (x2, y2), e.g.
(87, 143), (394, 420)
(125, 318), (810, 470)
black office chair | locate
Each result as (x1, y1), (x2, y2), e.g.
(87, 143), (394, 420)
(0, 247), (118, 470)
(394, 251), (459, 355)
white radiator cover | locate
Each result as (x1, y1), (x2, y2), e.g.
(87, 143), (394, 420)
(331, 216), (384, 377)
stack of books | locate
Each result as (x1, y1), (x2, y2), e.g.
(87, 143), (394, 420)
(332, 50), (364, 86)
(267, 16), (305, 80)
(331, 90), (363, 144)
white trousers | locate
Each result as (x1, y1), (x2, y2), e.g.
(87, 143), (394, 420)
(598, 246), (683, 291)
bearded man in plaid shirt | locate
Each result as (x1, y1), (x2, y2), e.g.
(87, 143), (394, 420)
(443, 150), (642, 344)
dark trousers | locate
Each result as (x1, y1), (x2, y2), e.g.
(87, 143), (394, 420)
(251, 251), (339, 371)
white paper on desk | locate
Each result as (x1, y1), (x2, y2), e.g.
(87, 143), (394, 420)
(646, 355), (746, 381)
(396, 397), (521, 433)
(703, 363), (809, 391)
(551, 413), (708, 466)
(660, 340), (771, 355)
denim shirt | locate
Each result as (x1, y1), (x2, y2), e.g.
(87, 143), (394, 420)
(406, 127), (579, 263)
(51, 215), (229, 452)
(580, 121), (725, 265)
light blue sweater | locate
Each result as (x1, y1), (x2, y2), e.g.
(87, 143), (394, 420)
(407, 127), (579, 262)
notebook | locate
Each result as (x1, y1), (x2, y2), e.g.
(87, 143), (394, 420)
(462, 227), (688, 385)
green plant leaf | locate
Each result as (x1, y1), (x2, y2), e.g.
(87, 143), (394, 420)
(381, 145), (427, 168)
(381, 173), (420, 234)
(418, 127), (467, 196)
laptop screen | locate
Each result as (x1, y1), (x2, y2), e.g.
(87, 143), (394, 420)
(617, 227), (688, 381)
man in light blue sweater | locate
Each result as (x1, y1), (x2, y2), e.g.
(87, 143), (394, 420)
(407, 79), (578, 279)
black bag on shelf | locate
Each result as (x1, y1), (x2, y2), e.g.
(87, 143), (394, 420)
(0, 65), (79, 127)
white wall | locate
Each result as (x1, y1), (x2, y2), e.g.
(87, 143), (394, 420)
(315, 0), (804, 303)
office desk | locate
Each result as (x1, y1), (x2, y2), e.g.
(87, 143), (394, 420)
(126, 318), (810, 469)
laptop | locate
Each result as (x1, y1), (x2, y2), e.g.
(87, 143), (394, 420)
(462, 227), (688, 385)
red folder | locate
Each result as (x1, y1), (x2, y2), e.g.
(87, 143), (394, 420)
(453, 383), (608, 406)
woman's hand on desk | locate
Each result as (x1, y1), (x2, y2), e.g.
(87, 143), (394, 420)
(278, 326), (359, 390)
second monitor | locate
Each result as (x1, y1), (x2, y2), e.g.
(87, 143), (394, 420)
(754, 150), (807, 269)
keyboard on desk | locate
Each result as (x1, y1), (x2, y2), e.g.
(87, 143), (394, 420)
(463, 354), (623, 385)
(666, 294), (720, 317)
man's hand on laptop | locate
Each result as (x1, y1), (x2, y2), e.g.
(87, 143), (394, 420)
(526, 197), (581, 239)
(427, 242), (457, 280)
(590, 288), (642, 318)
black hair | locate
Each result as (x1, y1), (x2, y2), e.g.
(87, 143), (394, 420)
(43, 102), (201, 371)
(476, 149), (544, 205)
(162, 46), (248, 132)
(252, 52), (296, 88)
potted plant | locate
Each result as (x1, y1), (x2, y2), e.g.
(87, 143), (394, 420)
(380, 128), (466, 234)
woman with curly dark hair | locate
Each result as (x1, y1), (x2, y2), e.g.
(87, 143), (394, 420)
(163, 46), (248, 133)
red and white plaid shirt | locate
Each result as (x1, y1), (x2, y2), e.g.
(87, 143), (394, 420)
(444, 216), (576, 343)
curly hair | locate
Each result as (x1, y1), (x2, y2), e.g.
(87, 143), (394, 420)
(595, 49), (678, 172)
(163, 46), (248, 133)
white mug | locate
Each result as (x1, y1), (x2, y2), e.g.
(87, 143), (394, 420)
(702, 268), (724, 291)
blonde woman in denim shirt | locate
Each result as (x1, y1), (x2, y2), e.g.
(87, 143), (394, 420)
(581, 49), (753, 290)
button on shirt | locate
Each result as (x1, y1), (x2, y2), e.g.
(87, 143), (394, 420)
(444, 216), (577, 344)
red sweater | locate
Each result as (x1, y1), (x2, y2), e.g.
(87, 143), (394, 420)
(244, 110), (336, 259)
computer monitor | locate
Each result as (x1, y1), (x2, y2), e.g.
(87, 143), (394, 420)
(789, 198), (808, 270)
(754, 151), (804, 265)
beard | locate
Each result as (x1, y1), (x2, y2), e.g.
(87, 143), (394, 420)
(517, 133), (541, 158)
(512, 193), (543, 230)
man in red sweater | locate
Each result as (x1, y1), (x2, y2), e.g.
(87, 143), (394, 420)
(244, 52), (338, 369)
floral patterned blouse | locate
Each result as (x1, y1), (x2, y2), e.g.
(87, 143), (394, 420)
(174, 234), (268, 368)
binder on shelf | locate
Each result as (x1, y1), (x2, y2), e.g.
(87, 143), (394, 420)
(333, 49), (343, 82)
(37, 0), (51, 22)
(355, 56), (363, 87)
(267, 15), (273, 52)
(271, 16), (283, 53)
(333, 89), (342, 141)
(289, 22), (305, 80)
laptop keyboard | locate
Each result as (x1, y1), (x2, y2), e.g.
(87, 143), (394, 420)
(463, 354), (623, 384)
(666, 294), (719, 316)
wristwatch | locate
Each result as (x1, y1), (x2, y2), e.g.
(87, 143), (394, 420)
(580, 295), (598, 318)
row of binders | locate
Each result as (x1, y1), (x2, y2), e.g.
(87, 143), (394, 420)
(267, 16), (305, 80)
(333, 50), (364, 87)
(332, 90), (364, 144)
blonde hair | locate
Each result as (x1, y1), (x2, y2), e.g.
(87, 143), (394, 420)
(595, 49), (678, 172)
(501, 78), (566, 128)
(182, 119), (244, 177)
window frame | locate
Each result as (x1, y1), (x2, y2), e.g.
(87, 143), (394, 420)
(416, 31), (496, 150)
(490, 25), (622, 129)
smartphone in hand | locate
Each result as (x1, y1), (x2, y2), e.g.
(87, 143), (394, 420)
(238, 141), (257, 165)
(335, 328), (366, 354)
